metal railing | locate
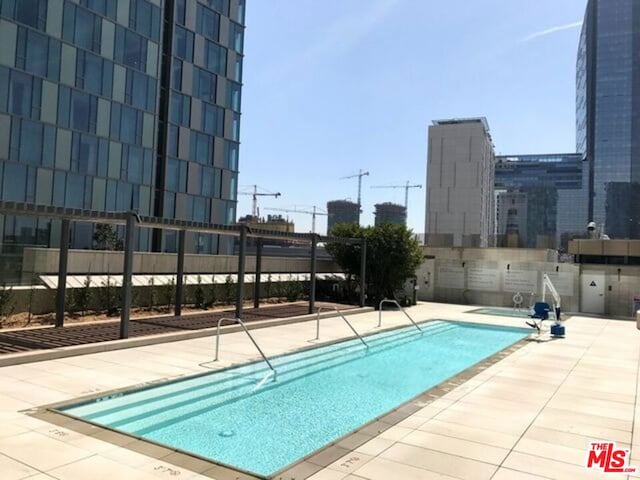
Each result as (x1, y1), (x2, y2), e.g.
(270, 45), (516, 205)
(315, 306), (368, 348)
(214, 317), (277, 379)
(378, 299), (422, 332)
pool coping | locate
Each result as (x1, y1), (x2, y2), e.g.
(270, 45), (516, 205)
(25, 320), (532, 480)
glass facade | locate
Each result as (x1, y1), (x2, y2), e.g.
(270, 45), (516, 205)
(0, 0), (244, 268)
(577, 0), (640, 239)
(495, 154), (588, 249)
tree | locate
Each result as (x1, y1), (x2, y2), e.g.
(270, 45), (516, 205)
(93, 224), (124, 251)
(326, 223), (422, 307)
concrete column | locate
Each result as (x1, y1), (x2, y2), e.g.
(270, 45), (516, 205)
(55, 218), (70, 328)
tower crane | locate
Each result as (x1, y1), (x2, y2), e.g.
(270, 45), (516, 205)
(340, 170), (369, 211)
(264, 206), (328, 234)
(238, 185), (281, 218)
(371, 181), (422, 209)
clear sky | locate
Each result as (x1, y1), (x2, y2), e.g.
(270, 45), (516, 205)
(237, 0), (587, 234)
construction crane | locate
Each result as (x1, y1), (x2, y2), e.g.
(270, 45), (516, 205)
(238, 185), (281, 218)
(340, 169), (369, 210)
(371, 181), (422, 209)
(265, 206), (328, 234)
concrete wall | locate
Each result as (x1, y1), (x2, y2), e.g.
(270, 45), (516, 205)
(582, 264), (640, 317)
(413, 246), (639, 318)
(20, 248), (339, 282)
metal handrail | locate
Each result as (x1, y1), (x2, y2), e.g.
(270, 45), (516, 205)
(378, 299), (422, 332)
(315, 306), (368, 348)
(214, 317), (277, 379)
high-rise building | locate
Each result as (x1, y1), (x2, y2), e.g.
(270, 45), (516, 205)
(326, 200), (359, 234)
(425, 118), (495, 247)
(374, 202), (406, 226)
(0, 0), (245, 262)
(577, 0), (640, 238)
(495, 153), (588, 249)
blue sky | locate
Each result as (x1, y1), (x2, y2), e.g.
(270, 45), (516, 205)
(237, 0), (587, 233)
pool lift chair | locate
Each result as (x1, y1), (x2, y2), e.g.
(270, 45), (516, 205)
(526, 274), (564, 337)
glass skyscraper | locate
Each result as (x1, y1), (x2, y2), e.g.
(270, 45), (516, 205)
(577, 0), (640, 239)
(495, 154), (588, 249)
(0, 0), (244, 263)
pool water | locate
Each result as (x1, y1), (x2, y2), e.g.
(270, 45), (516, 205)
(469, 307), (533, 318)
(60, 320), (529, 477)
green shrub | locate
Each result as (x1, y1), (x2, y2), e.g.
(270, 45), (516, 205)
(160, 278), (175, 311)
(222, 274), (235, 305)
(96, 275), (119, 316)
(206, 274), (217, 308)
(0, 284), (15, 322)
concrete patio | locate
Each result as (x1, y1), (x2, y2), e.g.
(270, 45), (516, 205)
(0, 302), (638, 480)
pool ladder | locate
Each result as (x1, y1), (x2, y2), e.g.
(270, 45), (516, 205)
(315, 306), (369, 348)
(378, 299), (422, 333)
(214, 317), (277, 380)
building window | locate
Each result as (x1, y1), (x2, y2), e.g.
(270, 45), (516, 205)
(58, 87), (98, 133)
(231, 112), (240, 141)
(192, 67), (216, 103)
(110, 103), (143, 145)
(166, 158), (187, 192)
(174, 0), (186, 26)
(201, 102), (224, 136)
(233, 56), (242, 82)
(201, 0), (229, 16)
(2, 0), (47, 30)
(196, 4), (220, 42)
(204, 40), (226, 76)
(224, 140), (238, 170)
(122, 144), (144, 183)
(16, 27), (61, 81)
(172, 59), (183, 91)
(168, 124), (179, 157)
(1, 162), (36, 202)
(190, 131), (213, 165)
(125, 69), (156, 111)
(129, 0), (161, 41)
(115, 26), (148, 72)
(201, 166), (215, 197)
(236, 0), (245, 24)
(228, 22), (244, 54)
(227, 80), (241, 112)
(174, 26), (194, 62)
(79, 0), (117, 20)
(170, 92), (190, 127)
(63, 2), (102, 53)
(8, 71), (41, 120)
(9, 118), (56, 166)
(71, 132), (99, 175)
(76, 50), (113, 97)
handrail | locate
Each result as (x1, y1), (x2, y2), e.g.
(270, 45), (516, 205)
(214, 317), (277, 379)
(315, 306), (368, 348)
(378, 299), (422, 332)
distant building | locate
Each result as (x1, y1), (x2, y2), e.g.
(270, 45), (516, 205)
(374, 202), (406, 226)
(496, 191), (528, 248)
(326, 200), (359, 234)
(495, 153), (588, 249)
(425, 118), (495, 247)
(577, 0), (640, 238)
(237, 214), (294, 247)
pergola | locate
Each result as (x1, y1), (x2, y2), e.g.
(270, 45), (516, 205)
(0, 201), (367, 339)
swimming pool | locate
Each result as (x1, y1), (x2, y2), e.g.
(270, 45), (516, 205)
(59, 320), (529, 477)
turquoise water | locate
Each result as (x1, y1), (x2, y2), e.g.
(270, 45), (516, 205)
(61, 321), (528, 476)
(469, 307), (533, 318)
